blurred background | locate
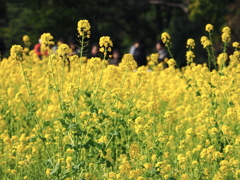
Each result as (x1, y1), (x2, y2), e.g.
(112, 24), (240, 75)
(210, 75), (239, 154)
(0, 0), (239, 66)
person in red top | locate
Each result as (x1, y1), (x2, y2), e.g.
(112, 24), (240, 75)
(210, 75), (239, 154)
(34, 38), (49, 59)
(34, 39), (43, 59)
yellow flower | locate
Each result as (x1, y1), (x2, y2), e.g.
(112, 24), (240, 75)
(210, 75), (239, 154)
(22, 35), (31, 46)
(217, 53), (228, 66)
(99, 36), (113, 58)
(143, 163), (152, 170)
(108, 172), (116, 178)
(186, 38), (195, 49)
(161, 32), (171, 46)
(186, 50), (195, 63)
(205, 24), (214, 32)
(235, 169), (240, 178)
(77, 19), (91, 38)
(181, 174), (189, 180)
(98, 135), (108, 144)
(46, 168), (51, 175)
(201, 36), (211, 48)
(119, 54), (138, 70)
(232, 42), (239, 48)
(167, 58), (176, 67)
(221, 26), (231, 43)
(66, 156), (72, 164)
(222, 26), (231, 34)
(40, 33), (54, 46)
(99, 36), (113, 50)
(10, 45), (23, 61)
(57, 44), (71, 57)
(150, 53), (159, 64)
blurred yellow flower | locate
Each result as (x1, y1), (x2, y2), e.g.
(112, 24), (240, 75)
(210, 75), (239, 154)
(10, 45), (23, 61)
(205, 24), (214, 32)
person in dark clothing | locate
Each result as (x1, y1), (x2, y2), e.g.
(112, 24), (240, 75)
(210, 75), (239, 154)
(87, 43), (99, 59)
(109, 49), (121, 66)
(132, 39), (147, 67)
(156, 40), (168, 63)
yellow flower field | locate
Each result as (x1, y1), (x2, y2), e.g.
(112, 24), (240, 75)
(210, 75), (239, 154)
(0, 21), (240, 180)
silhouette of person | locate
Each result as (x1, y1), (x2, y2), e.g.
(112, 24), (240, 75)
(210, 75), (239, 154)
(109, 49), (121, 66)
(131, 39), (147, 67)
(34, 38), (43, 59)
(52, 38), (65, 53)
(156, 40), (168, 63)
(87, 43), (99, 59)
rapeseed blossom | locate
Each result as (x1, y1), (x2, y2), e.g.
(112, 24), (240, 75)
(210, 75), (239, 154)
(205, 24), (214, 32)
(99, 36), (113, 57)
(57, 43), (71, 57)
(201, 36), (211, 48)
(1, 22), (240, 180)
(40, 33), (54, 46)
(77, 19), (91, 38)
(221, 26), (231, 43)
(161, 32), (171, 46)
(22, 35), (31, 46)
(186, 38), (195, 49)
(10, 45), (23, 61)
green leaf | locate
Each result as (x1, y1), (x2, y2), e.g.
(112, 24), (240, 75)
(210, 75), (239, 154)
(43, 121), (51, 128)
(90, 106), (98, 114)
(72, 161), (85, 171)
(50, 163), (61, 176)
(97, 157), (113, 168)
(53, 119), (69, 129)
(196, 91), (201, 96)
(186, 78), (191, 83)
(44, 159), (53, 169)
(29, 135), (39, 142)
(83, 139), (96, 149)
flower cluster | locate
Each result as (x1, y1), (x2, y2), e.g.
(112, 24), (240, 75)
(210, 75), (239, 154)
(40, 33), (54, 47)
(186, 50), (195, 63)
(217, 53), (228, 66)
(10, 45), (23, 61)
(119, 54), (137, 70)
(22, 35), (31, 46)
(201, 36), (212, 48)
(57, 44), (71, 57)
(99, 36), (113, 58)
(167, 58), (176, 67)
(232, 42), (239, 49)
(205, 24), (214, 32)
(186, 38), (195, 49)
(221, 26), (231, 43)
(2, 22), (240, 180)
(161, 32), (171, 47)
(77, 19), (91, 38)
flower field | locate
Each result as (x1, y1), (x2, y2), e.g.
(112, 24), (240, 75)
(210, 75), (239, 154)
(0, 21), (240, 180)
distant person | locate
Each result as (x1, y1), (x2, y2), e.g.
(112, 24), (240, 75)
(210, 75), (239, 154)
(34, 38), (43, 59)
(129, 40), (137, 55)
(109, 49), (121, 66)
(87, 43), (99, 59)
(52, 38), (64, 53)
(68, 41), (79, 56)
(131, 39), (147, 67)
(156, 40), (168, 63)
